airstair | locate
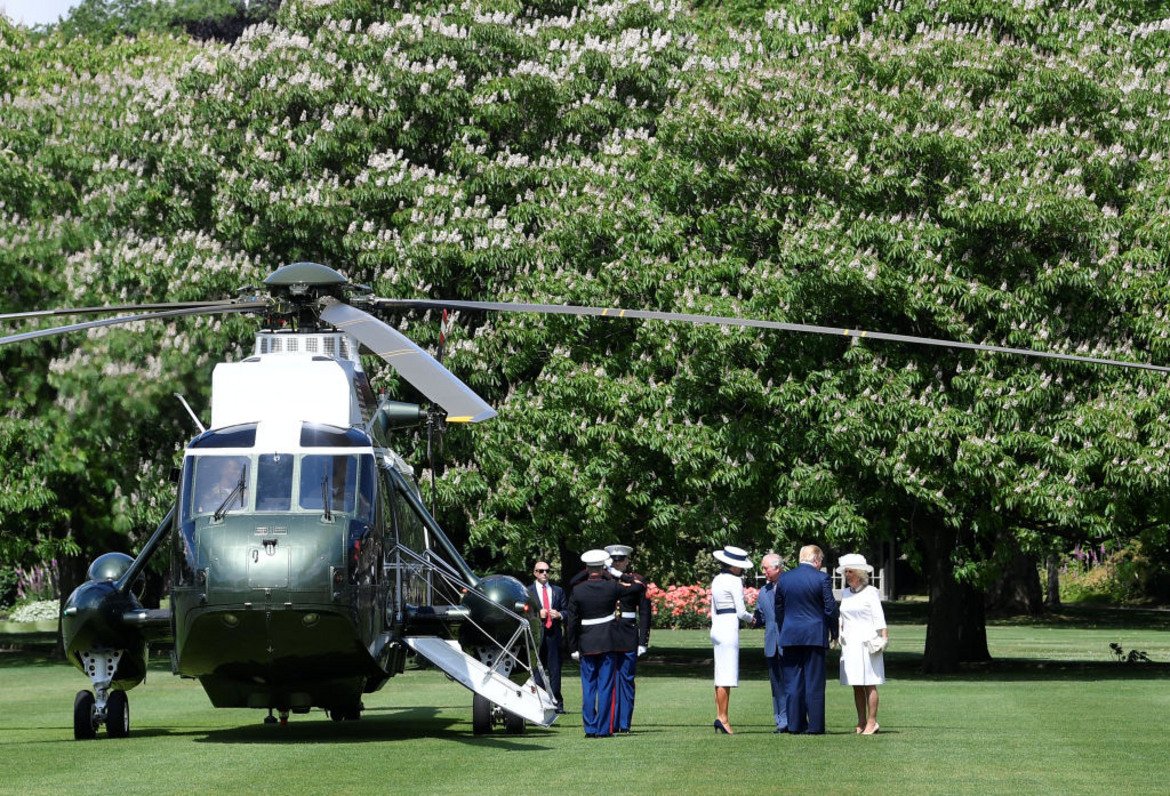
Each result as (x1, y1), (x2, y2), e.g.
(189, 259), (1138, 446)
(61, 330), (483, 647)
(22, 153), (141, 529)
(404, 636), (558, 726)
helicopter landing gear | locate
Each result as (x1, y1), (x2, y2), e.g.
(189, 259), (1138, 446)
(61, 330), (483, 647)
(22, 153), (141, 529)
(73, 690), (97, 740)
(503, 710), (526, 735)
(264, 709), (278, 725)
(72, 687), (131, 739)
(471, 693), (525, 735)
(106, 690), (130, 738)
(73, 648), (131, 740)
(327, 701), (362, 722)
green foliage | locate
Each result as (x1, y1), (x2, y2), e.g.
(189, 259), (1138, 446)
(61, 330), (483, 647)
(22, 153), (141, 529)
(55, 0), (281, 43)
(2, 0), (1170, 604)
(1058, 541), (1164, 605)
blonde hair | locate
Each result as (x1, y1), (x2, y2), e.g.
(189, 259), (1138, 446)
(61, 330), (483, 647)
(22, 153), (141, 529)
(845, 569), (870, 588)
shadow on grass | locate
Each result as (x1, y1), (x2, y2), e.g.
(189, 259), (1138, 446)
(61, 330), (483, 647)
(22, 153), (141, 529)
(627, 646), (1170, 683)
(46, 707), (557, 748)
(884, 601), (1170, 630)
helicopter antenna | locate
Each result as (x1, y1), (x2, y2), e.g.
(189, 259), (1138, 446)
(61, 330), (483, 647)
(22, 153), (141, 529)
(174, 393), (206, 434)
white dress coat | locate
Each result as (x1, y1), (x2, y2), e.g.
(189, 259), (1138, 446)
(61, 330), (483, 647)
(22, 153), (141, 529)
(838, 584), (887, 686)
(709, 571), (754, 687)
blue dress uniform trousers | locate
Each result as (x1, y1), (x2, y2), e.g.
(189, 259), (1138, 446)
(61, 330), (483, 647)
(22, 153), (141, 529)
(580, 652), (617, 736)
(611, 649), (637, 732)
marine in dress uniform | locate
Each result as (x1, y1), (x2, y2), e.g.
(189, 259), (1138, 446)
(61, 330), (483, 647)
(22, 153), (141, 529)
(566, 550), (645, 738)
(604, 543), (650, 734)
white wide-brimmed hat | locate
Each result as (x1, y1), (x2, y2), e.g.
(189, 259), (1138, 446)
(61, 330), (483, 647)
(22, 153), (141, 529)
(835, 553), (873, 574)
(581, 549), (609, 567)
(713, 545), (753, 569)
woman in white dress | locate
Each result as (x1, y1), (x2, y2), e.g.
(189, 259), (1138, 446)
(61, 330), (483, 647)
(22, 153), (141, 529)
(836, 553), (888, 735)
(709, 545), (754, 734)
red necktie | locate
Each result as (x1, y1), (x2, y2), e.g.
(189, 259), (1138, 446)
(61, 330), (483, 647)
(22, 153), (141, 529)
(542, 585), (552, 629)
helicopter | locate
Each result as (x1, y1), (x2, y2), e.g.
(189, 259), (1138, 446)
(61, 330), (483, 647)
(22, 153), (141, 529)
(3, 260), (1168, 741)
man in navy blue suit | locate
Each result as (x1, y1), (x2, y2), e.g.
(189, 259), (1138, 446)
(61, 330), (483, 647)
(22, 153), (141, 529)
(529, 560), (568, 713)
(776, 544), (838, 734)
(752, 552), (788, 733)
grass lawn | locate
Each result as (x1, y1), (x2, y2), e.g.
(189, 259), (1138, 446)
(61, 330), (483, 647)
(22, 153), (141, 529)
(1, 605), (1167, 795)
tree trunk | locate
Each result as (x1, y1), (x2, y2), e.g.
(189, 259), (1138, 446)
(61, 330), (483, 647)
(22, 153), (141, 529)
(1045, 553), (1061, 609)
(920, 517), (991, 673)
(54, 553), (89, 660)
(985, 550), (1044, 615)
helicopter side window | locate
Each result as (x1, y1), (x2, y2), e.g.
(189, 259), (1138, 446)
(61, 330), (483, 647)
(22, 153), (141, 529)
(299, 454), (358, 513)
(256, 454), (293, 511)
(190, 456), (250, 517)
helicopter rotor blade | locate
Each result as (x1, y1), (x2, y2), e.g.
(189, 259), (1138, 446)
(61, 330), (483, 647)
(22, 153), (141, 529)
(368, 298), (1170, 375)
(319, 298), (497, 423)
(0, 301), (241, 322)
(0, 301), (265, 347)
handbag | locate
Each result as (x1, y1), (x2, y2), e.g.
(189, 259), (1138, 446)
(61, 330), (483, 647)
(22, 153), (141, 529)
(863, 634), (888, 654)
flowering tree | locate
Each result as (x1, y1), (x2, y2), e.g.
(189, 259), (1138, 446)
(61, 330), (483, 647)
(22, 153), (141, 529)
(2, 0), (1170, 671)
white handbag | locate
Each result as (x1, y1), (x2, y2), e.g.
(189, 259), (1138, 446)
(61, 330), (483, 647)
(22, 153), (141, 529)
(863, 634), (888, 654)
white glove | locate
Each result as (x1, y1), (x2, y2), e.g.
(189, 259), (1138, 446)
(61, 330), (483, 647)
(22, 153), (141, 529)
(571, 652), (580, 661)
(607, 565), (622, 578)
(637, 645), (647, 657)
(605, 556), (614, 567)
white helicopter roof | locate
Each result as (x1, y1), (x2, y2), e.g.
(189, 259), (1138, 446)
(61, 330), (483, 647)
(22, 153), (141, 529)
(211, 351), (363, 430)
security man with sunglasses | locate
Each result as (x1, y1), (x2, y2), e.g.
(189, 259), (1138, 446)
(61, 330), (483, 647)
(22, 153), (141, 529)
(528, 560), (567, 714)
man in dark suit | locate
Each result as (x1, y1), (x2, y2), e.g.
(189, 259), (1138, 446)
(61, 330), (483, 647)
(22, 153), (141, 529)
(776, 544), (838, 734)
(752, 552), (788, 733)
(528, 560), (567, 713)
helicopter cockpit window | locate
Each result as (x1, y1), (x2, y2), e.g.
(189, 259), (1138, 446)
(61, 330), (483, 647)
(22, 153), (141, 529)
(189, 456), (250, 517)
(300, 423), (369, 448)
(187, 424), (257, 449)
(299, 454), (359, 514)
(256, 454), (293, 511)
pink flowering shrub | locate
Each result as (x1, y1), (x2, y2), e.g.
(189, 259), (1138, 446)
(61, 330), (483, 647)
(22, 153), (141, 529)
(647, 583), (760, 630)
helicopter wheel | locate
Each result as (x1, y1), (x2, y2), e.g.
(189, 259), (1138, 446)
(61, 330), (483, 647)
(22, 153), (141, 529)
(471, 693), (492, 735)
(73, 690), (97, 740)
(503, 710), (526, 735)
(106, 690), (130, 739)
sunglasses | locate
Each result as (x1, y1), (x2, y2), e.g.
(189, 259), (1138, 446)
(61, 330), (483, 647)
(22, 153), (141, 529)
(534, 568), (549, 573)
(611, 556), (627, 562)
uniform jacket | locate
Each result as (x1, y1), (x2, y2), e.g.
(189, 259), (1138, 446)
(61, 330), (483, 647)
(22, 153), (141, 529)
(566, 575), (622, 656)
(614, 570), (650, 651)
(776, 563), (838, 649)
(752, 579), (782, 657)
(527, 581), (567, 640)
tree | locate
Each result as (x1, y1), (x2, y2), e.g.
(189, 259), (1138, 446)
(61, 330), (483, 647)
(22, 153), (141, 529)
(2, 0), (1169, 675)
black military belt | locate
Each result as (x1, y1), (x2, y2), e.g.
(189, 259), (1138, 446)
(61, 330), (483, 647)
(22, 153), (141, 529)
(714, 607), (737, 615)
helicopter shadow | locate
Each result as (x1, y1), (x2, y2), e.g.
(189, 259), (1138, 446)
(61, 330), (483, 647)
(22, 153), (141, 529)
(181, 707), (555, 748)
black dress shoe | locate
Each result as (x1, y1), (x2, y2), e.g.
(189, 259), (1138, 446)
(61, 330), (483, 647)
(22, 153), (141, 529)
(773, 728), (785, 734)
(555, 708), (567, 715)
(585, 733), (597, 738)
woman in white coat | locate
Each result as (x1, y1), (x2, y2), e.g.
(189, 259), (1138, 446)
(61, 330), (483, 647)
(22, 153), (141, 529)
(709, 545), (754, 734)
(836, 553), (888, 735)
